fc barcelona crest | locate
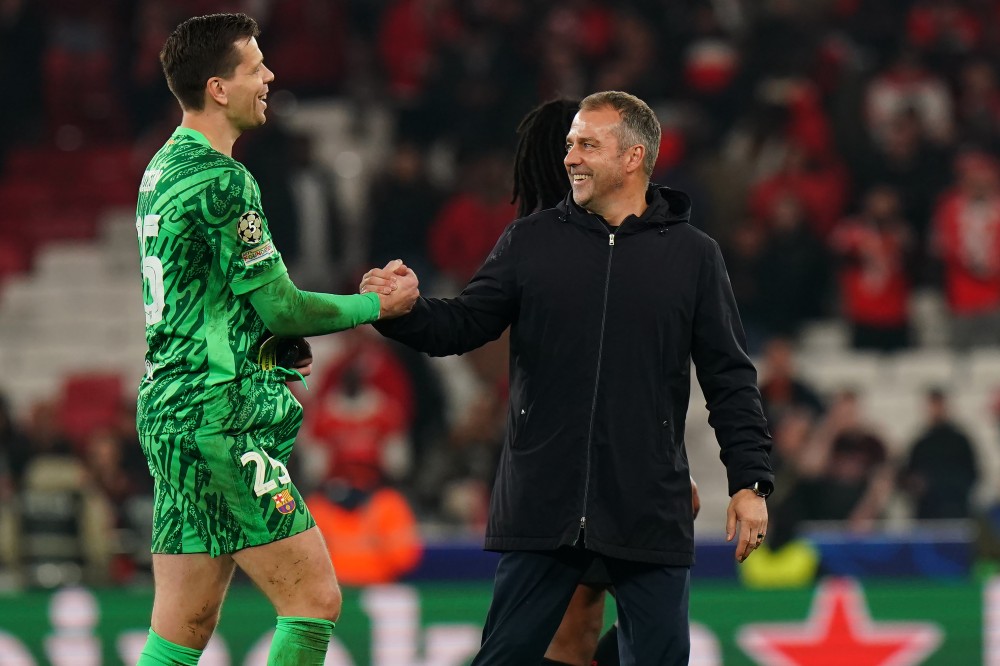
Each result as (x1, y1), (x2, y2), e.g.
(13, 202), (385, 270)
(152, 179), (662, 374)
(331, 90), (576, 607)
(272, 489), (296, 515)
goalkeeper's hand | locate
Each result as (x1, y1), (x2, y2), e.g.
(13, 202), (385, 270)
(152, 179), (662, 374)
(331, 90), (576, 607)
(258, 335), (313, 379)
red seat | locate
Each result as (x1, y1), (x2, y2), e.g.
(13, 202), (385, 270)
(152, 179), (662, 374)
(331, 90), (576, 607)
(0, 237), (31, 283)
(58, 372), (124, 448)
(0, 180), (55, 220)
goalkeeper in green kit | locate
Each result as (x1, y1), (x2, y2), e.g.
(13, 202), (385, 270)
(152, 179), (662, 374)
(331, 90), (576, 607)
(133, 13), (419, 665)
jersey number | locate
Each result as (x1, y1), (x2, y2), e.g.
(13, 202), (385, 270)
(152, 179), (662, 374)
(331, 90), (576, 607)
(136, 214), (164, 325)
(240, 451), (292, 497)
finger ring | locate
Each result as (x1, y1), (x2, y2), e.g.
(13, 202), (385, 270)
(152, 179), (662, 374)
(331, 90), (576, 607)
(757, 533), (764, 541)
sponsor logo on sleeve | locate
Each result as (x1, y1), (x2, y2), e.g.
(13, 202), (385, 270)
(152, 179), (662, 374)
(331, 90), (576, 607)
(241, 240), (275, 266)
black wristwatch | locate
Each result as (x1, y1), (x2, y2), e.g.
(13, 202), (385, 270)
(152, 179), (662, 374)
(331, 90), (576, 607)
(748, 480), (773, 498)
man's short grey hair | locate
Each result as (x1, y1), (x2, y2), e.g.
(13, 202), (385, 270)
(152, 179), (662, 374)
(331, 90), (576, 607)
(580, 91), (661, 178)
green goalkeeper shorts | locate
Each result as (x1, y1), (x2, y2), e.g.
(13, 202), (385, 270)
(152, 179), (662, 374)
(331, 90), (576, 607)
(140, 379), (314, 557)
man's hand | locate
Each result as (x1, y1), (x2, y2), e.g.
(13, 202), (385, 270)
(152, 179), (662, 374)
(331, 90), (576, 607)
(360, 259), (406, 296)
(362, 259), (419, 319)
(726, 488), (768, 563)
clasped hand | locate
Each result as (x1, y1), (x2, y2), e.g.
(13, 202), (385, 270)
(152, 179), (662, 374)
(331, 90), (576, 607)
(360, 259), (419, 319)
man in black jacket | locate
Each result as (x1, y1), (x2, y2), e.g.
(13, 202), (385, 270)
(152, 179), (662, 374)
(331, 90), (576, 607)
(363, 91), (773, 666)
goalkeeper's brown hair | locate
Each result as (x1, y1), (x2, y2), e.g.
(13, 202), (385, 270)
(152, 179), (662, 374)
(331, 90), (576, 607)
(160, 13), (260, 111)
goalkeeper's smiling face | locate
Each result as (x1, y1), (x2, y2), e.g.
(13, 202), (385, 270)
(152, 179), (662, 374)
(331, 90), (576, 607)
(223, 36), (273, 131)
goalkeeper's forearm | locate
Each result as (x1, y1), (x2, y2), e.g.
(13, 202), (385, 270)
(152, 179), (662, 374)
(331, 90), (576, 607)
(249, 273), (380, 337)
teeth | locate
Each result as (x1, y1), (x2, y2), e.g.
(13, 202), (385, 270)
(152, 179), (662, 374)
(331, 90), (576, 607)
(573, 175), (590, 181)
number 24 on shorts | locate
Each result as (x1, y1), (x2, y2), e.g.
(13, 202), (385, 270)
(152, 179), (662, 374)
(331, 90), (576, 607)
(240, 450), (291, 497)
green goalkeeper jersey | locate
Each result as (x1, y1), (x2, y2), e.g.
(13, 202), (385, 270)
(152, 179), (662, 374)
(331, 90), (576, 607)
(135, 127), (287, 435)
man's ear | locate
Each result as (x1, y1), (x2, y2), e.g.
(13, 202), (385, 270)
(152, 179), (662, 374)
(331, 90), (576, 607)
(205, 77), (228, 107)
(624, 144), (646, 175)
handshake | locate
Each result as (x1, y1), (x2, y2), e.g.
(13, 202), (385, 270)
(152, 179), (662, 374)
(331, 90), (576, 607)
(360, 258), (420, 320)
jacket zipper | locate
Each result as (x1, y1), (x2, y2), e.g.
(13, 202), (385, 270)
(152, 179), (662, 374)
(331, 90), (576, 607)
(578, 230), (616, 545)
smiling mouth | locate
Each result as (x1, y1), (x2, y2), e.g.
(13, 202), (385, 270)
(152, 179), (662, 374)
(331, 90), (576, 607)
(571, 174), (592, 183)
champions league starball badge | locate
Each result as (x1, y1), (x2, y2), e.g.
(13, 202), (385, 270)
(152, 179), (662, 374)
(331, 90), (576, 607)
(237, 210), (263, 244)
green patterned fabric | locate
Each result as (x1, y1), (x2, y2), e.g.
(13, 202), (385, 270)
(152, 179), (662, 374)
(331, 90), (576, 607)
(135, 127), (312, 555)
(136, 127), (286, 434)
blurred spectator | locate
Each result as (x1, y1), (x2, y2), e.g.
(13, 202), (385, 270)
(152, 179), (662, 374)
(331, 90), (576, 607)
(16, 400), (74, 478)
(386, 341), (449, 478)
(905, 0), (983, 75)
(411, 2), (534, 148)
(308, 328), (415, 485)
(753, 194), (832, 338)
(833, 0), (909, 67)
(82, 428), (137, 510)
(0, 393), (30, 499)
(366, 138), (442, 283)
(767, 408), (816, 495)
(413, 336), (509, 529)
(721, 97), (794, 187)
(377, 0), (463, 104)
(592, 8), (658, 99)
(930, 150), (1000, 349)
(0, 0), (45, 163)
(126, 0), (179, 134)
(720, 223), (766, 350)
(241, 127), (343, 290)
(899, 388), (978, 520)
(785, 390), (895, 531)
(856, 108), (950, 251)
(678, 3), (741, 145)
(865, 48), (954, 148)
(955, 58), (1000, 152)
(757, 337), (825, 431)
(829, 185), (915, 351)
(749, 141), (849, 238)
(307, 462), (423, 586)
(536, 1), (613, 101)
(109, 399), (154, 497)
(259, 0), (348, 97)
(428, 150), (517, 290)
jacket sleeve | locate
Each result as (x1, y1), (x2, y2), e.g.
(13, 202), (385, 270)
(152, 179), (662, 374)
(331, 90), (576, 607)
(691, 239), (774, 496)
(372, 223), (519, 356)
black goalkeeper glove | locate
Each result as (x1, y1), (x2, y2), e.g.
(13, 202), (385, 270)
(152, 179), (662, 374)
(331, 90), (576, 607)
(257, 334), (313, 372)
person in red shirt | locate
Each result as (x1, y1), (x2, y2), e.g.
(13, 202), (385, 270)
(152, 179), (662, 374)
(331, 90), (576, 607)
(829, 185), (914, 351)
(428, 150), (518, 290)
(930, 151), (1000, 349)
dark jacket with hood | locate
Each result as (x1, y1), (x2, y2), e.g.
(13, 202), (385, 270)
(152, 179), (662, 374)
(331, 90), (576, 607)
(374, 185), (772, 565)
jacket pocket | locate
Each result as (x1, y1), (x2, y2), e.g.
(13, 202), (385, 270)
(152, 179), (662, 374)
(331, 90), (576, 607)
(657, 414), (676, 464)
(509, 402), (530, 449)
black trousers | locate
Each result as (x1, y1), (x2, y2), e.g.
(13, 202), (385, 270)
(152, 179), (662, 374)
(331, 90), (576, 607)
(470, 548), (691, 666)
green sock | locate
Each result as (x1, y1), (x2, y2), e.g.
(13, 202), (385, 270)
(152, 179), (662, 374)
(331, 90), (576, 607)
(136, 628), (203, 665)
(267, 616), (335, 666)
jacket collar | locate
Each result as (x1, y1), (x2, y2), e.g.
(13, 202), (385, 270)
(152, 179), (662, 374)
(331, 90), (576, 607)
(555, 183), (691, 232)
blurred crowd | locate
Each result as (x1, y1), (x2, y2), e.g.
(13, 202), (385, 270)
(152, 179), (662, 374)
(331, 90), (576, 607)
(3, 0), (1000, 587)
